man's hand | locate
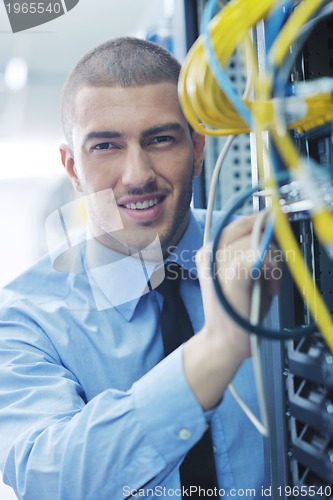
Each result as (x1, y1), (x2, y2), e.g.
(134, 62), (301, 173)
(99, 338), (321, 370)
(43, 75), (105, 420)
(213, 213), (281, 322)
(183, 213), (282, 410)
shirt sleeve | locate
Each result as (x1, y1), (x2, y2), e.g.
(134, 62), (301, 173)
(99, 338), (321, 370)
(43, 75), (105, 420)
(0, 308), (207, 500)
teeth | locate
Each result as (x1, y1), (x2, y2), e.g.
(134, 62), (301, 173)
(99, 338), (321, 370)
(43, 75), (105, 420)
(125, 198), (159, 210)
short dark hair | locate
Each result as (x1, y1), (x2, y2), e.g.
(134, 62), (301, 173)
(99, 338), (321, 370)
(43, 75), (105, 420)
(61, 37), (182, 145)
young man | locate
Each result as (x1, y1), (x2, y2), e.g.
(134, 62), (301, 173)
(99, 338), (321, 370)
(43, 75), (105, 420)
(0, 38), (277, 498)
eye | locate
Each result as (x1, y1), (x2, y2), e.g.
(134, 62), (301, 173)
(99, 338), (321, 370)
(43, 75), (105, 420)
(93, 142), (119, 151)
(150, 136), (173, 145)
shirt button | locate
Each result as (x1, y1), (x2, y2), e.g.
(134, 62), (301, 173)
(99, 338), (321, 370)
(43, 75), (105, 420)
(179, 428), (191, 440)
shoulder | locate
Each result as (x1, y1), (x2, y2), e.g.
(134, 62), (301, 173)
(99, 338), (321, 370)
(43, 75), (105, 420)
(0, 251), (89, 311)
(191, 208), (225, 240)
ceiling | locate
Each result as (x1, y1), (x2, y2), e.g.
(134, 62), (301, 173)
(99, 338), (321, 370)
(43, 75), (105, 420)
(0, 0), (186, 147)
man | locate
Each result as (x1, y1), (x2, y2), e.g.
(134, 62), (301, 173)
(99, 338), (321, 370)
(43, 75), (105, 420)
(0, 37), (276, 499)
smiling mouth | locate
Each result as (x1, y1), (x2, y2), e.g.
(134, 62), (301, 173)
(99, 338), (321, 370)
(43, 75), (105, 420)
(124, 198), (161, 210)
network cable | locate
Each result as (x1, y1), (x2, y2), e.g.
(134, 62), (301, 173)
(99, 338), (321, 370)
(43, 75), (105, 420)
(180, 0), (333, 436)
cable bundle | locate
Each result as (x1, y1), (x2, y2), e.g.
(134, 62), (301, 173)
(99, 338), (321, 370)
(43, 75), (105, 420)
(179, 0), (333, 351)
(178, 0), (333, 435)
(179, 0), (333, 136)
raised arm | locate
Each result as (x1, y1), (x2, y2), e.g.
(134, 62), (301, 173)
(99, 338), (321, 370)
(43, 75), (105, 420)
(184, 214), (280, 410)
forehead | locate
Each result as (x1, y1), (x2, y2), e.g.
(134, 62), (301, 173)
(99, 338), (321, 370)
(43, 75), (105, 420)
(72, 83), (187, 135)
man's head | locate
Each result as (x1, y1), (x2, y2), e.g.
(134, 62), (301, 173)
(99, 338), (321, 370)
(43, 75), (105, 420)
(61, 37), (182, 147)
(60, 37), (205, 257)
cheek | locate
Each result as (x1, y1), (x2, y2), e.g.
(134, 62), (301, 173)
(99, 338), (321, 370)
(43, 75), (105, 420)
(167, 150), (194, 184)
(77, 159), (119, 193)
(178, 165), (195, 189)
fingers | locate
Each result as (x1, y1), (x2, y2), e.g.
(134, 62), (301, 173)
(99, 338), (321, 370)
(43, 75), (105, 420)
(218, 214), (259, 248)
(198, 212), (283, 324)
(196, 243), (251, 359)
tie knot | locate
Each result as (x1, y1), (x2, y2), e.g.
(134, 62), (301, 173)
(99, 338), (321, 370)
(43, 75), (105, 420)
(156, 262), (183, 299)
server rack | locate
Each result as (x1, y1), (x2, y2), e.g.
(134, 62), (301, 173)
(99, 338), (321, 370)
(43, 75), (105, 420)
(261, 8), (333, 499)
(187, 1), (333, 498)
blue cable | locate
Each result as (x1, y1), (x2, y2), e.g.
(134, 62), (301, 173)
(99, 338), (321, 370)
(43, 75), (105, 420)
(200, 0), (253, 127)
(265, 0), (294, 53)
(211, 180), (316, 339)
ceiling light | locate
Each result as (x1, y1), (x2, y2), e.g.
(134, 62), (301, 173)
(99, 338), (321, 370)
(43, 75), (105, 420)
(4, 57), (28, 91)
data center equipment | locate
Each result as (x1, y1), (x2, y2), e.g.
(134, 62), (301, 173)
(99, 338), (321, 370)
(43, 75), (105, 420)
(265, 8), (333, 497)
(181, 1), (333, 498)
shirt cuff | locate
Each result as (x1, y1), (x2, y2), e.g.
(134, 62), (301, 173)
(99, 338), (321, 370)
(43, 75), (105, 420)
(132, 345), (207, 464)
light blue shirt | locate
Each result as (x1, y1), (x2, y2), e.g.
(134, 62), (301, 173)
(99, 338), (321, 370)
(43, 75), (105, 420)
(0, 209), (268, 499)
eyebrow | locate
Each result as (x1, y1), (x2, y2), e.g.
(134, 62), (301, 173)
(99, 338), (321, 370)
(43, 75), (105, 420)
(142, 123), (182, 138)
(82, 123), (183, 146)
(83, 131), (123, 145)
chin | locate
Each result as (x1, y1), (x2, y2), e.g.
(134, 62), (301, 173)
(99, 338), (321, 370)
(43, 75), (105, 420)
(108, 227), (164, 260)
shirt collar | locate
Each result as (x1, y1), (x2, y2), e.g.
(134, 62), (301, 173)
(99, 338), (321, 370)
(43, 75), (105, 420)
(82, 234), (164, 319)
(82, 210), (204, 320)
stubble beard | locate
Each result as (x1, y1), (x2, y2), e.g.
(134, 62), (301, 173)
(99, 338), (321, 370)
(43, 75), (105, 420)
(86, 175), (194, 258)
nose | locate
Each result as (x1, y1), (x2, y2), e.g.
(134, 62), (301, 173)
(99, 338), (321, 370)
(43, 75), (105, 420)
(121, 146), (156, 188)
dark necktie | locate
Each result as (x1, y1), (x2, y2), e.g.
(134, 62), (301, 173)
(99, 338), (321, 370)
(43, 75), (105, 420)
(156, 262), (219, 498)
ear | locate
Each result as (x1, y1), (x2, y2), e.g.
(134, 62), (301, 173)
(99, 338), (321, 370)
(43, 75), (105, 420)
(59, 144), (82, 192)
(192, 132), (205, 177)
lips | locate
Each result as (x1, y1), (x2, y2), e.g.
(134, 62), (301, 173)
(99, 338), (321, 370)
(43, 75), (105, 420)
(124, 198), (159, 210)
(118, 194), (166, 222)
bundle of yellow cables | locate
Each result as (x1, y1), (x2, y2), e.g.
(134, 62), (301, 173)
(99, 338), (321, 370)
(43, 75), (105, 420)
(178, 0), (333, 350)
(178, 0), (333, 136)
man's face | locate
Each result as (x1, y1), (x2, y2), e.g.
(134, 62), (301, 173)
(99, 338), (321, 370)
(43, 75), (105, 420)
(60, 82), (204, 256)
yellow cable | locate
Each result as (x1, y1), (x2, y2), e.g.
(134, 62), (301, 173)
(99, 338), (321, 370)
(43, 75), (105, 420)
(273, 197), (333, 352)
(254, 133), (333, 352)
(267, 0), (326, 69)
(179, 0), (333, 351)
(178, 0), (332, 136)
(260, 0), (333, 351)
(244, 0), (333, 351)
(178, 0), (274, 134)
